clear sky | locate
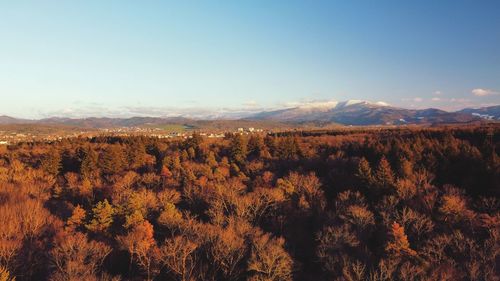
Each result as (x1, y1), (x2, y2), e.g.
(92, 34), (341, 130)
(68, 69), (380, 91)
(1, 1), (499, 118)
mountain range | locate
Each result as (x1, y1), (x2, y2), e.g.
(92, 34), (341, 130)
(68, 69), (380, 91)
(248, 100), (500, 125)
(1, 101), (499, 128)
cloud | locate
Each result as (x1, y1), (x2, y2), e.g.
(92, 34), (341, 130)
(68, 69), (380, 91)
(472, 88), (499, 97)
(243, 100), (259, 107)
(38, 103), (272, 120)
(413, 97), (423, 102)
(296, 100), (340, 109)
(433, 91), (442, 96)
(281, 99), (335, 108)
(450, 98), (470, 103)
(447, 98), (475, 109)
(431, 97), (441, 101)
(375, 101), (390, 106)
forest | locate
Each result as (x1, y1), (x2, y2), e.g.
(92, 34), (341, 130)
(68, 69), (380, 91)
(0, 125), (498, 281)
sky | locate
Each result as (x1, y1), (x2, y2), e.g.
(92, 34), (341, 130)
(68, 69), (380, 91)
(0, 0), (499, 118)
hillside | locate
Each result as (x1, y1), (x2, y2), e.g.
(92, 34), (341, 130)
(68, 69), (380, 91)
(1, 102), (499, 128)
(458, 105), (500, 120)
(248, 100), (482, 125)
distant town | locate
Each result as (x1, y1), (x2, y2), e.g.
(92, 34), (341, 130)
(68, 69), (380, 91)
(0, 126), (267, 145)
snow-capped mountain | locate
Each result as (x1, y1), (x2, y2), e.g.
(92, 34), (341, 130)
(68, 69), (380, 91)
(248, 100), (481, 125)
(0, 101), (498, 127)
(457, 105), (500, 121)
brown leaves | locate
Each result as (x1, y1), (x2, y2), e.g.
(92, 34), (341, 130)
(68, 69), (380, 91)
(0, 265), (15, 281)
(440, 194), (467, 217)
(385, 222), (416, 257)
(157, 203), (183, 229)
(119, 220), (155, 256)
(247, 232), (293, 281)
(0, 126), (498, 280)
(373, 157), (395, 190)
(207, 221), (248, 280)
(118, 220), (158, 280)
(66, 205), (86, 230)
(439, 190), (475, 223)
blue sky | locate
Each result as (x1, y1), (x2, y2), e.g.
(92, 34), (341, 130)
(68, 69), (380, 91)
(0, 1), (499, 118)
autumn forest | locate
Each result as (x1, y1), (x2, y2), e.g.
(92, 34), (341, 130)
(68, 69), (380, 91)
(0, 125), (499, 281)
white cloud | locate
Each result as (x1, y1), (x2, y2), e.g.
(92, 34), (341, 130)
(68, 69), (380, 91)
(472, 88), (499, 97)
(433, 91), (442, 96)
(297, 100), (340, 109)
(282, 99), (338, 109)
(413, 97), (423, 102)
(450, 98), (470, 103)
(286, 99), (393, 109)
(243, 100), (259, 107)
(431, 97), (441, 101)
(39, 105), (267, 120)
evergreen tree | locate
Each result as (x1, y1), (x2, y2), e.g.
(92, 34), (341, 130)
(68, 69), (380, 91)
(61, 148), (79, 173)
(229, 134), (247, 166)
(187, 147), (196, 160)
(398, 157), (414, 178)
(264, 135), (278, 157)
(41, 148), (62, 176)
(100, 145), (126, 175)
(374, 156), (395, 190)
(385, 222), (416, 256)
(185, 132), (202, 151)
(278, 136), (301, 160)
(205, 151), (218, 167)
(80, 146), (99, 181)
(86, 199), (115, 234)
(128, 140), (147, 170)
(357, 157), (373, 186)
(248, 134), (265, 158)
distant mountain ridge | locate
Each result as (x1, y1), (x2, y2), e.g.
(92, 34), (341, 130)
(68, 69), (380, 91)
(247, 101), (499, 125)
(457, 105), (500, 121)
(0, 115), (31, 124)
(1, 102), (499, 127)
